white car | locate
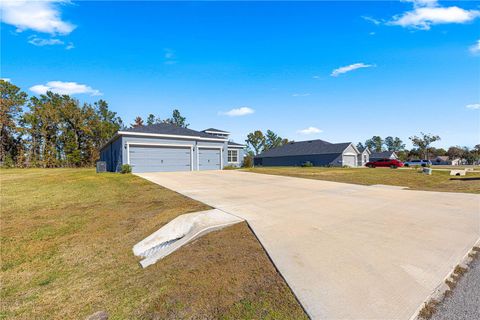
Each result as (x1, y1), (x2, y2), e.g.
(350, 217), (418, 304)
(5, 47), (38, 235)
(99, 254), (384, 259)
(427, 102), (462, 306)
(404, 159), (432, 167)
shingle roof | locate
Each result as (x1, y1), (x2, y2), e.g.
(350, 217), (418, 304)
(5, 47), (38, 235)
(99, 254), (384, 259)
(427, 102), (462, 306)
(255, 139), (352, 158)
(370, 151), (395, 159)
(123, 123), (221, 139)
(202, 128), (229, 133)
(228, 141), (245, 147)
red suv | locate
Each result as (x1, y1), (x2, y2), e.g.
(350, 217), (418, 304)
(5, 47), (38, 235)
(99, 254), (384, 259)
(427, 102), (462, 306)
(365, 159), (404, 169)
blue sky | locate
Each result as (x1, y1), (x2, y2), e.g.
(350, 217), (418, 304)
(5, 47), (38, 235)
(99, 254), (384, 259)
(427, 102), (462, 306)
(1, 0), (479, 148)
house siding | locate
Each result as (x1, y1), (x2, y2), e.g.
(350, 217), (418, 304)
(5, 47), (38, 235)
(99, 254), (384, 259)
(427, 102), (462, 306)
(357, 150), (370, 166)
(99, 136), (123, 172)
(254, 153), (340, 167)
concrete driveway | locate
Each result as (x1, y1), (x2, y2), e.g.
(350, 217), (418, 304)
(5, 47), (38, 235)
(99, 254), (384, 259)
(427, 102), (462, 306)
(137, 170), (480, 319)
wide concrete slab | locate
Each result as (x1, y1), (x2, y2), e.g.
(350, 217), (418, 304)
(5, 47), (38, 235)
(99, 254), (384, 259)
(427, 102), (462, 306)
(137, 170), (480, 319)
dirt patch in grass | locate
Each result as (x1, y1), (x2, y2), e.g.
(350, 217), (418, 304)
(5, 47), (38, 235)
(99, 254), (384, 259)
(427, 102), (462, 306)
(0, 169), (307, 319)
(244, 167), (480, 194)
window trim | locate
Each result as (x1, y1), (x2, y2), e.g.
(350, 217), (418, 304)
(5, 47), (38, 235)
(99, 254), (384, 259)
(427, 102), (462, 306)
(228, 149), (239, 163)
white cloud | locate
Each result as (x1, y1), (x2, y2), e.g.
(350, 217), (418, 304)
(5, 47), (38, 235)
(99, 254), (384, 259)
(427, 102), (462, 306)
(65, 42), (74, 50)
(0, 0), (76, 35)
(292, 93), (311, 97)
(331, 63), (374, 77)
(1, 78), (11, 82)
(219, 107), (255, 117)
(28, 36), (64, 46)
(362, 16), (382, 25)
(469, 40), (480, 55)
(389, 0), (480, 30)
(466, 103), (480, 110)
(297, 126), (322, 135)
(30, 81), (102, 96)
(164, 48), (177, 64)
(405, 0), (438, 9)
(312, 75), (320, 79)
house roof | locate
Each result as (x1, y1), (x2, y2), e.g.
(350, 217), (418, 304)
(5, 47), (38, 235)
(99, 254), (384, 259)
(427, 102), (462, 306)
(358, 147), (371, 154)
(370, 151), (396, 159)
(202, 128), (230, 134)
(123, 123), (220, 139)
(255, 139), (352, 158)
(228, 141), (245, 148)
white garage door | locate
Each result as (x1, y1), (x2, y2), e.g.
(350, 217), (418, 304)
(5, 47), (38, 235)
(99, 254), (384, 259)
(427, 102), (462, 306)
(342, 155), (357, 167)
(129, 145), (191, 173)
(198, 148), (221, 170)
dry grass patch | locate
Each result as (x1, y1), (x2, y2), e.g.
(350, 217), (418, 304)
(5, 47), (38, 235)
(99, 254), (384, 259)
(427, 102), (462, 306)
(418, 299), (439, 319)
(0, 168), (306, 319)
(244, 167), (480, 193)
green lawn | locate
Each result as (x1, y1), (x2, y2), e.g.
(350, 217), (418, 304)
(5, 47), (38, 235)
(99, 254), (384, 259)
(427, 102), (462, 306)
(244, 167), (480, 194)
(0, 169), (307, 319)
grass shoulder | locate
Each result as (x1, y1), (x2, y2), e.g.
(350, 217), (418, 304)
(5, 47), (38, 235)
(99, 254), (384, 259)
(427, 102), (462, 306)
(243, 166), (480, 194)
(0, 168), (306, 319)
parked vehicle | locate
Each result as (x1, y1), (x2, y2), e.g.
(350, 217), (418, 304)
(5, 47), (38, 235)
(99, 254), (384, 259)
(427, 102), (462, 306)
(404, 159), (432, 167)
(365, 158), (404, 169)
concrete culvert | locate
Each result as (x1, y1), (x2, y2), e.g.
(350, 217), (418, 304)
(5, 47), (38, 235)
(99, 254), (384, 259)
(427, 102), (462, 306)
(133, 209), (243, 268)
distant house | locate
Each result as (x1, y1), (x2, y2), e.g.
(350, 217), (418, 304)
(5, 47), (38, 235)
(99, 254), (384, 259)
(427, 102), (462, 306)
(369, 151), (398, 162)
(254, 139), (361, 167)
(431, 156), (462, 166)
(357, 148), (371, 166)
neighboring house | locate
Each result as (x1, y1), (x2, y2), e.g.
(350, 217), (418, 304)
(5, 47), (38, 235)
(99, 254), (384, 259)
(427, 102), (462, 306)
(100, 124), (246, 173)
(431, 156), (449, 165)
(369, 151), (398, 162)
(254, 139), (360, 167)
(451, 158), (463, 166)
(431, 156), (463, 166)
(357, 148), (371, 167)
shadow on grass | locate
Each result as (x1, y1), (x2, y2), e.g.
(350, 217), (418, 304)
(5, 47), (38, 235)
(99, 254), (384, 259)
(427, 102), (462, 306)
(449, 177), (480, 181)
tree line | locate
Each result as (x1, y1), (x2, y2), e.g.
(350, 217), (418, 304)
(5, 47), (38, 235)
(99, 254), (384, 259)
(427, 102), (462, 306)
(1, 80), (123, 168)
(245, 129), (290, 156)
(130, 109), (189, 128)
(358, 134), (479, 163)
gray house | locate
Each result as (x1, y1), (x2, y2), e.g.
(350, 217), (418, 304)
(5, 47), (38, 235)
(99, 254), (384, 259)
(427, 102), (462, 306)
(100, 124), (245, 173)
(369, 151), (398, 161)
(254, 139), (361, 167)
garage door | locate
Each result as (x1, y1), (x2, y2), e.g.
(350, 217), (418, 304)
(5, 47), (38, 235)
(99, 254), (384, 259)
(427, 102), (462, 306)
(129, 145), (191, 173)
(198, 148), (221, 170)
(342, 155), (357, 167)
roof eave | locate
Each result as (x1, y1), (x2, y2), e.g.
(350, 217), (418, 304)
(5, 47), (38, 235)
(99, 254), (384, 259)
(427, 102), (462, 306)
(117, 131), (228, 142)
(204, 130), (231, 135)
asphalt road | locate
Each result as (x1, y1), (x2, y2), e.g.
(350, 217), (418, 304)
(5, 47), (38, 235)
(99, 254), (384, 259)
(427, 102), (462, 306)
(432, 256), (480, 320)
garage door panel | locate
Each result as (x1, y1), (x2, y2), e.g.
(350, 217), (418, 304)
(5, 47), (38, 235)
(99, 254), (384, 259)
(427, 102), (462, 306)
(343, 155), (357, 167)
(130, 145), (191, 173)
(199, 148), (221, 170)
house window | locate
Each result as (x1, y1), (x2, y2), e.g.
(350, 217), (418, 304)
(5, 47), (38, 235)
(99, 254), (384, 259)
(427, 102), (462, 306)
(228, 150), (238, 163)
(363, 155), (367, 163)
